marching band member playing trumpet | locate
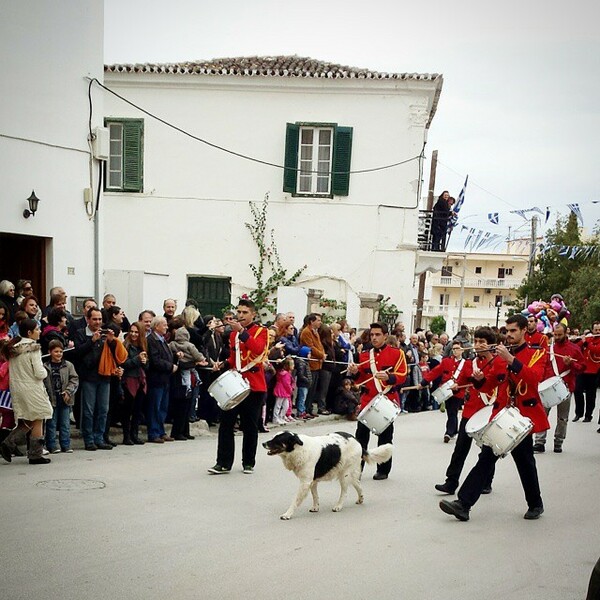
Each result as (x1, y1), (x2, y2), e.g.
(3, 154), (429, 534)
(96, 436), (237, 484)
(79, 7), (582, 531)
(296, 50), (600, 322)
(533, 323), (584, 453)
(419, 341), (467, 443)
(440, 314), (549, 522)
(346, 322), (407, 480)
(434, 327), (507, 495)
(573, 321), (600, 422)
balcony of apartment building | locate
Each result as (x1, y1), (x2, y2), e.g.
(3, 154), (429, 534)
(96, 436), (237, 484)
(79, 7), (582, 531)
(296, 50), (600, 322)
(430, 273), (522, 290)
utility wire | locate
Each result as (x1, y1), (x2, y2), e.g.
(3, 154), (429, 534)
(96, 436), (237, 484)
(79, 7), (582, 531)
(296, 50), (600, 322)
(88, 78), (421, 176)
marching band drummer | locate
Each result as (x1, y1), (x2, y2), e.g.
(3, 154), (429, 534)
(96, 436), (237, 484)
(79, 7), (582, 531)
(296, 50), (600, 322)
(346, 322), (407, 481)
(533, 323), (584, 453)
(440, 314), (549, 522)
(419, 341), (468, 443)
(573, 321), (600, 423)
(208, 299), (268, 475)
(434, 327), (507, 495)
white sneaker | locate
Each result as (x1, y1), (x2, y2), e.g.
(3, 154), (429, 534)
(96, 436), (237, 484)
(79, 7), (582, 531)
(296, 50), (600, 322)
(42, 448), (50, 455)
(51, 448), (61, 454)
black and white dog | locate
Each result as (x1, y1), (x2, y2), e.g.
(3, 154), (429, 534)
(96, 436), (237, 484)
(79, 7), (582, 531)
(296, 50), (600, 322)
(263, 430), (393, 520)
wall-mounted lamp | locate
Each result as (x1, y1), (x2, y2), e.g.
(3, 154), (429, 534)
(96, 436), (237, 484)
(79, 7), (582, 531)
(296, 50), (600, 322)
(23, 190), (40, 218)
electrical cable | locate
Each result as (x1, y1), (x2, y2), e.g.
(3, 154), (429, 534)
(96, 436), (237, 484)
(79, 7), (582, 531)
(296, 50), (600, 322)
(88, 77), (422, 176)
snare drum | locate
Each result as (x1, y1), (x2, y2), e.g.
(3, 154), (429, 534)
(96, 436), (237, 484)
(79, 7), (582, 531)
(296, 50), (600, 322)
(465, 405), (493, 446)
(480, 406), (533, 457)
(432, 381), (454, 405)
(538, 376), (570, 409)
(357, 394), (401, 435)
(208, 370), (251, 411)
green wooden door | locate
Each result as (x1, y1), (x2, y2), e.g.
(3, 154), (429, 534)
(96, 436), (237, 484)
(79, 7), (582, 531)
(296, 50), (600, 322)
(187, 276), (231, 318)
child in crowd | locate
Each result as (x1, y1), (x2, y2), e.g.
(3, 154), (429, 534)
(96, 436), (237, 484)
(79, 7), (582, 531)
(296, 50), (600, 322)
(294, 346), (313, 419)
(43, 340), (79, 453)
(333, 378), (360, 420)
(168, 327), (208, 395)
(272, 357), (295, 425)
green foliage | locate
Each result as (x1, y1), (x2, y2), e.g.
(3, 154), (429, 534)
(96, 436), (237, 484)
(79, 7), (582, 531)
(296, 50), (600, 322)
(430, 315), (446, 335)
(319, 298), (347, 325)
(377, 297), (401, 328)
(244, 193), (307, 319)
(516, 212), (600, 329)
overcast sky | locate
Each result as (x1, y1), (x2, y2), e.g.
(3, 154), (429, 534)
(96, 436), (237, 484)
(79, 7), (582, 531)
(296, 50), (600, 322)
(104, 0), (600, 251)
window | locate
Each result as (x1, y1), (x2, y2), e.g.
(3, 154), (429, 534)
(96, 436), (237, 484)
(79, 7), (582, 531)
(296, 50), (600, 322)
(283, 123), (353, 196)
(505, 267), (513, 276)
(104, 118), (144, 192)
(473, 295), (480, 303)
(475, 266), (482, 274)
(439, 293), (449, 306)
(441, 266), (453, 277)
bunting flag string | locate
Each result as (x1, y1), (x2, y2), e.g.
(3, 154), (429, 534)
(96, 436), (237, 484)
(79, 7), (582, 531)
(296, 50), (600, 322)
(488, 212), (499, 224)
(567, 203), (584, 226)
(538, 243), (600, 260)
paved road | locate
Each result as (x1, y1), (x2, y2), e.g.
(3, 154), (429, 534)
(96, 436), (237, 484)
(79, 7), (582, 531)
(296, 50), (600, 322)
(1, 410), (599, 600)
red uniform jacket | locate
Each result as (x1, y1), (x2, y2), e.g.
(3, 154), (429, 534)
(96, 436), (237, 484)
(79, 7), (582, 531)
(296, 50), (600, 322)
(228, 323), (268, 392)
(543, 339), (585, 392)
(456, 355), (508, 419)
(422, 356), (468, 400)
(355, 345), (407, 410)
(474, 343), (549, 433)
(524, 330), (549, 348)
(575, 335), (600, 374)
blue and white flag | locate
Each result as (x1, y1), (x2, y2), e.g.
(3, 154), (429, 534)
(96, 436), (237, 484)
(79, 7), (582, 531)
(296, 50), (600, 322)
(545, 206), (551, 223)
(449, 175), (468, 230)
(567, 203), (584, 226)
(464, 227), (476, 249)
(488, 213), (499, 225)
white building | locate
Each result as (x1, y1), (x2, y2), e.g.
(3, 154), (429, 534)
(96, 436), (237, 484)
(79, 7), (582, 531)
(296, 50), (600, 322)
(0, 1), (105, 310)
(415, 250), (529, 334)
(101, 57), (443, 324)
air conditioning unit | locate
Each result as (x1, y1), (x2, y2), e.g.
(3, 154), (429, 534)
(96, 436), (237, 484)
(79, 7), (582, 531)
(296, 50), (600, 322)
(485, 289), (491, 294)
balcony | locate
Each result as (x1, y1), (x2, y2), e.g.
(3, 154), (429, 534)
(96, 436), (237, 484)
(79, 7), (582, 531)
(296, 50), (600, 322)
(430, 275), (523, 289)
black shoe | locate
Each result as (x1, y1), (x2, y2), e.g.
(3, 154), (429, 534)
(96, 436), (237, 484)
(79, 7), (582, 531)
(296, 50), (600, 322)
(96, 443), (113, 450)
(533, 443), (545, 453)
(481, 486), (493, 494)
(317, 409), (331, 415)
(208, 464), (231, 475)
(85, 444), (98, 451)
(583, 417), (592, 422)
(173, 435), (188, 441)
(443, 434), (450, 443)
(29, 456), (51, 465)
(553, 445), (562, 453)
(597, 427), (600, 433)
(185, 434), (195, 440)
(572, 416), (581, 422)
(0, 442), (12, 463)
(439, 499), (470, 521)
(122, 439), (135, 446)
(434, 482), (456, 495)
(132, 437), (145, 445)
(373, 472), (388, 480)
(524, 506), (544, 520)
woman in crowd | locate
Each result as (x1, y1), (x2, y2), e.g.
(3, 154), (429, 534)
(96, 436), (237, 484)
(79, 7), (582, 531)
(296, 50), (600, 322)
(0, 318), (53, 465)
(0, 280), (18, 324)
(121, 322), (148, 445)
(317, 324), (334, 415)
(277, 321), (300, 356)
(104, 305), (126, 338)
(40, 308), (69, 354)
(0, 305), (9, 340)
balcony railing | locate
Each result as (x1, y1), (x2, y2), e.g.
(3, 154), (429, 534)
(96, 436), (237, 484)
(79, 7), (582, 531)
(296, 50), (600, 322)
(430, 275), (523, 289)
(418, 210), (435, 252)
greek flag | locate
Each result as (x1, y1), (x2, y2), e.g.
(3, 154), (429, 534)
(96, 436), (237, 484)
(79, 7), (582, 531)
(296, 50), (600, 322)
(0, 389), (11, 410)
(488, 212), (499, 224)
(449, 175), (468, 230)
(567, 203), (584, 226)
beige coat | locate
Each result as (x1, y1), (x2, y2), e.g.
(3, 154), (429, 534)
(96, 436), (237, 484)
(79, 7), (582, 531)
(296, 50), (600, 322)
(9, 338), (53, 421)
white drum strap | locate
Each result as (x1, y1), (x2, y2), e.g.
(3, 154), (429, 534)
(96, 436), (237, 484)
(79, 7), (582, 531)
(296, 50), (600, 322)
(451, 358), (465, 382)
(235, 332), (263, 373)
(474, 358), (496, 406)
(550, 344), (571, 379)
(370, 348), (392, 395)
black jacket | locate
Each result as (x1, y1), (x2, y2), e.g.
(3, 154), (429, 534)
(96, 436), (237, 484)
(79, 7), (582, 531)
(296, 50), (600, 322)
(147, 333), (176, 386)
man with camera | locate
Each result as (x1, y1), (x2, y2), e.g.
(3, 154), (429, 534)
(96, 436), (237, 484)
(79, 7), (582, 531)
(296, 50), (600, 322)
(72, 307), (117, 451)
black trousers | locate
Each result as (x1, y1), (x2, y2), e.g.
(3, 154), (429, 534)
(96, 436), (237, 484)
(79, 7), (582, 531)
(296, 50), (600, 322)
(574, 373), (598, 419)
(306, 369), (321, 414)
(458, 434), (542, 510)
(355, 420), (394, 476)
(170, 390), (192, 439)
(216, 391), (264, 469)
(444, 417), (495, 491)
(121, 385), (145, 440)
(445, 396), (462, 437)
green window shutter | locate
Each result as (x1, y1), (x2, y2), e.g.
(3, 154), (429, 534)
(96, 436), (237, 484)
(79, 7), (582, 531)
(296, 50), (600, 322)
(332, 126), (353, 196)
(283, 123), (300, 193)
(122, 119), (144, 192)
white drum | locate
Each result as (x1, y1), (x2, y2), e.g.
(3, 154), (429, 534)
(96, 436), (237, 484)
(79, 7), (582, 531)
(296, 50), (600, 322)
(357, 394), (401, 435)
(538, 376), (570, 409)
(432, 381), (454, 405)
(465, 405), (494, 446)
(208, 370), (250, 411)
(480, 406), (533, 457)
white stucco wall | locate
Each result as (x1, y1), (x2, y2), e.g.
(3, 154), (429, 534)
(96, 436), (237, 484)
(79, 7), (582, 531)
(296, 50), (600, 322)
(0, 0), (104, 300)
(101, 73), (438, 324)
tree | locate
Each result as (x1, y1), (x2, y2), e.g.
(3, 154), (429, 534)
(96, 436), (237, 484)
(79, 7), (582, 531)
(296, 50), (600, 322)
(430, 315), (447, 335)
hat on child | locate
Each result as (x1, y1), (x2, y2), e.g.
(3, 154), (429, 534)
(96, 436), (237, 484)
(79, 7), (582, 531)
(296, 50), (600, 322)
(298, 346), (311, 358)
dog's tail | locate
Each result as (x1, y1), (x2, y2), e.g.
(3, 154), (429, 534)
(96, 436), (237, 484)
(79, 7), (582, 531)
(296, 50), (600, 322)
(362, 443), (393, 465)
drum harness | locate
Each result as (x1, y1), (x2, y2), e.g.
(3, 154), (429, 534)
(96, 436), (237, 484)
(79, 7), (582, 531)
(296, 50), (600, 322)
(234, 330), (266, 374)
(473, 357), (497, 406)
(549, 343), (570, 381)
(369, 348), (393, 397)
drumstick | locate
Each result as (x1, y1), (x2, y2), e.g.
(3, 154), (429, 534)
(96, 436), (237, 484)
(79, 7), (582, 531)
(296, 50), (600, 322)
(551, 353), (578, 361)
(360, 367), (393, 386)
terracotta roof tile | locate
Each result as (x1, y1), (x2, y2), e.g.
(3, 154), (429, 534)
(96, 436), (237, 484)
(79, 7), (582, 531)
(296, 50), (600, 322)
(104, 55), (441, 81)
